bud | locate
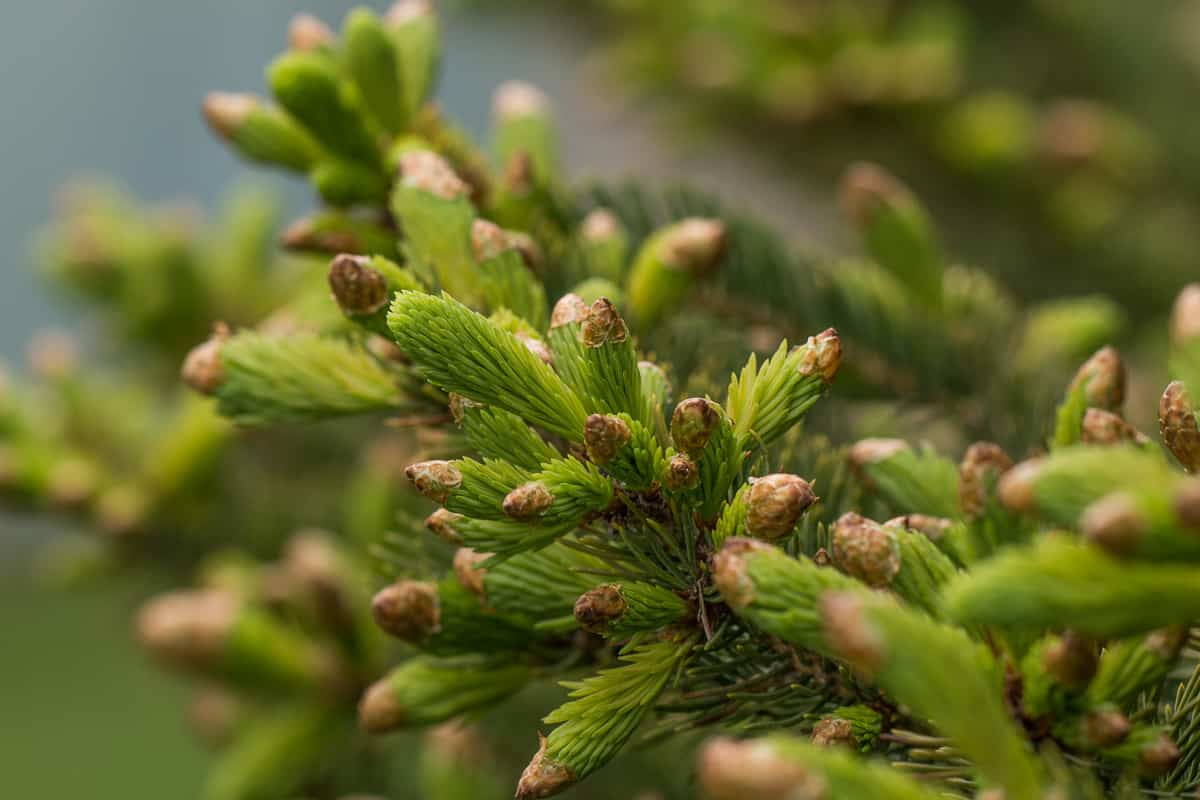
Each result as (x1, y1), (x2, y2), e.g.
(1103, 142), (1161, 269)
(997, 458), (1043, 512)
(288, 12), (335, 51)
(819, 591), (885, 675)
(573, 585), (626, 634)
(659, 218), (726, 274)
(696, 737), (825, 800)
(470, 218), (510, 263)
(187, 686), (241, 748)
(1080, 407), (1149, 446)
(581, 208), (621, 242)
(671, 397), (720, 454)
(745, 474), (816, 539)
(848, 438), (908, 470)
(796, 327), (842, 383)
(550, 293), (589, 329)
(584, 414), (631, 465)
(385, 0), (432, 26)
(1137, 734), (1181, 777)
(1069, 346), (1126, 412)
(371, 580), (439, 641)
(1080, 492), (1146, 556)
(203, 92), (321, 172)
(884, 514), (952, 542)
(503, 481), (554, 520)
(397, 150), (469, 201)
(959, 441), (1013, 517)
(1175, 478), (1200, 528)
(425, 508), (465, 544)
(712, 538), (772, 610)
(201, 92), (257, 140)
(1082, 708), (1131, 748)
(493, 81), (550, 121)
(839, 162), (910, 230)
(359, 677), (405, 733)
(453, 548), (489, 596)
(404, 460), (462, 504)
(830, 513), (900, 588)
(181, 323), (230, 395)
(328, 254), (389, 314)
(1160, 381), (1200, 471)
(136, 590), (237, 668)
(517, 333), (553, 365)
(1042, 630), (1098, 688)
(665, 454), (699, 491)
(506, 231), (543, 269)
(811, 718), (857, 749)
(580, 298), (629, 346)
(280, 213), (367, 254)
(1170, 283), (1200, 344)
(447, 393), (481, 425)
(516, 735), (576, 799)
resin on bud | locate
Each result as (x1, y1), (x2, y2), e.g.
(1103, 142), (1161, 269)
(371, 580), (439, 642)
(584, 414), (631, 465)
(181, 322), (230, 395)
(830, 512), (900, 588)
(1069, 346), (1126, 412)
(744, 474), (816, 539)
(1160, 380), (1200, 471)
(503, 481), (554, 520)
(405, 460), (462, 504)
(671, 397), (720, 455)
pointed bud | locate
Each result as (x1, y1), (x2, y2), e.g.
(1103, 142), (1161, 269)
(796, 327), (842, 383)
(1160, 381), (1200, 471)
(581, 208), (622, 242)
(584, 414), (631, 465)
(405, 460), (462, 504)
(811, 718), (857, 748)
(660, 218), (727, 274)
(181, 323), (229, 395)
(819, 591), (885, 675)
(581, 298), (629, 346)
(550, 293), (589, 329)
(425, 509), (465, 544)
(671, 397), (721, 454)
(1137, 734), (1181, 777)
(1069, 346), (1126, 412)
(359, 676), (406, 733)
(1081, 407), (1149, 446)
(831, 512), (900, 588)
(1171, 283), (1200, 344)
(959, 441), (1013, 517)
(371, 580), (439, 641)
(884, 514), (952, 542)
(397, 150), (469, 200)
(712, 538), (772, 610)
(328, 254), (389, 314)
(1082, 708), (1130, 748)
(494, 81), (550, 121)
(1080, 492), (1146, 556)
(997, 458), (1043, 512)
(453, 548), (490, 596)
(1042, 630), (1098, 688)
(503, 481), (554, 520)
(665, 454), (699, 491)
(745, 474), (816, 539)
(516, 735), (576, 800)
(697, 738), (825, 800)
(288, 12), (335, 51)
(201, 92), (257, 140)
(573, 585), (626, 633)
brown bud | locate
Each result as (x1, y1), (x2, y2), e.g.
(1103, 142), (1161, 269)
(470, 219), (510, 263)
(493, 81), (549, 121)
(1174, 478), (1200, 529)
(671, 397), (720, 454)
(425, 509), (465, 544)
(371, 581), (439, 642)
(811, 718), (856, 748)
(581, 297), (629, 346)
(665, 453), (699, 491)
(136, 590), (237, 668)
(1144, 625), (1188, 660)
(1170, 283), (1200, 344)
(1082, 708), (1130, 748)
(447, 393), (481, 425)
(1081, 407), (1149, 446)
(884, 514), (952, 542)
(819, 591), (885, 675)
(516, 735), (576, 800)
(503, 150), (535, 196)
(959, 441), (1013, 518)
(573, 585), (626, 633)
(397, 150), (469, 201)
(517, 333), (554, 365)
(328, 254), (389, 315)
(831, 513), (900, 587)
(840, 162), (909, 230)
(284, 529), (344, 598)
(288, 12), (335, 51)
(453, 548), (490, 596)
(1160, 381), (1200, 472)
(202, 92), (256, 140)
(848, 438), (908, 473)
(1069, 346), (1126, 412)
(550, 293), (588, 329)
(712, 538), (772, 610)
(1080, 492), (1146, 556)
(503, 481), (554, 520)
(580, 208), (621, 242)
(1137, 734), (1181, 777)
(359, 677), (404, 733)
(997, 458), (1043, 513)
(1042, 630), (1098, 689)
(507, 231), (543, 269)
(745, 474), (816, 539)
(659, 218), (727, 274)
(404, 460), (462, 504)
(796, 328), (842, 383)
(280, 214), (364, 254)
(697, 737), (826, 800)
(181, 323), (229, 395)
(584, 414), (631, 465)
